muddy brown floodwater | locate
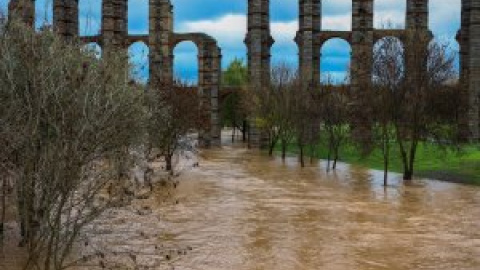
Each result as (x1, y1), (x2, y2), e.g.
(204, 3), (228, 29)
(1, 140), (480, 270)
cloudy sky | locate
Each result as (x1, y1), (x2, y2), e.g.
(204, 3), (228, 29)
(0, 0), (461, 82)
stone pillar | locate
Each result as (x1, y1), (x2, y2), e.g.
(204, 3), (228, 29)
(246, 0), (273, 88)
(149, 0), (174, 87)
(209, 45), (222, 146)
(245, 0), (274, 148)
(198, 39), (222, 147)
(101, 0), (128, 54)
(351, 0), (374, 143)
(296, 0), (321, 87)
(459, 0), (480, 140)
(8, 0), (35, 27)
(406, 0), (429, 30)
(405, 0), (431, 76)
(53, 0), (79, 40)
(118, 0), (128, 38)
(351, 0), (374, 88)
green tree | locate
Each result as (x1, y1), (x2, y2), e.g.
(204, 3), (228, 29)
(222, 58), (248, 87)
(221, 58), (248, 141)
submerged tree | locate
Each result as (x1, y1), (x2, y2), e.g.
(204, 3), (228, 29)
(292, 79), (315, 167)
(319, 76), (351, 171)
(371, 32), (459, 181)
(272, 64), (297, 160)
(146, 83), (208, 173)
(371, 36), (405, 185)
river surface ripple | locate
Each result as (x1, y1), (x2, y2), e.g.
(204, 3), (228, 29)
(154, 143), (480, 270)
(2, 142), (480, 270)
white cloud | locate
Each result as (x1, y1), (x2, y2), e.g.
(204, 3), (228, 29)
(271, 20), (298, 44)
(172, 1), (461, 77)
(322, 14), (352, 31)
(178, 14), (302, 54)
(178, 14), (247, 49)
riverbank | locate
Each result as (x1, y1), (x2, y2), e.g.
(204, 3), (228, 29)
(0, 150), (199, 270)
(275, 141), (480, 185)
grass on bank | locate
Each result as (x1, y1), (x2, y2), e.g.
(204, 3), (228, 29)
(275, 141), (480, 185)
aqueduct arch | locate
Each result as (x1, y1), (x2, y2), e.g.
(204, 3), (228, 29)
(13, 0), (224, 147)
(319, 38), (352, 82)
(7, 0), (480, 143)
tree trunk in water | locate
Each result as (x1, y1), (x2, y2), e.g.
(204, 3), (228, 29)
(333, 149), (338, 170)
(166, 155), (173, 172)
(398, 143), (411, 182)
(403, 143), (417, 181)
(268, 139), (276, 156)
(232, 126), (236, 142)
(1, 178), (6, 236)
(403, 170), (413, 181)
(299, 145), (305, 167)
(405, 143), (417, 182)
(310, 145), (315, 164)
(383, 159), (389, 186)
(281, 143), (286, 160)
(383, 138), (389, 186)
(242, 120), (247, 142)
(326, 145), (332, 172)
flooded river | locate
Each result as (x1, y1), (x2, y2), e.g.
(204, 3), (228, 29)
(2, 141), (480, 269)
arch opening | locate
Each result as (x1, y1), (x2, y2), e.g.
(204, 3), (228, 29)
(427, 38), (460, 84)
(270, 0), (298, 68)
(429, 0), (461, 39)
(82, 42), (102, 59)
(321, 0), (352, 31)
(128, 41), (149, 83)
(429, 0), (461, 80)
(320, 38), (352, 84)
(173, 41), (199, 85)
(372, 36), (405, 86)
(35, 0), (52, 30)
(450, 40), (460, 81)
(374, 0), (406, 29)
(79, 0), (101, 36)
(128, 0), (148, 35)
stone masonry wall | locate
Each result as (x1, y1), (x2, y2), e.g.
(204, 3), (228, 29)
(7, 0), (480, 143)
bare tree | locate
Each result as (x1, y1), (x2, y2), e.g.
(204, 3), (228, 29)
(0, 18), (144, 269)
(245, 74), (281, 156)
(372, 32), (458, 181)
(271, 64), (297, 160)
(319, 76), (351, 171)
(145, 83), (208, 173)
(371, 36), (405, 185)
(289, 75), (322, 167)
(292, 81), (312, 167)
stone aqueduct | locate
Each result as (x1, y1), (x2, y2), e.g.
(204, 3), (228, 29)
(7, 0), (480, 146)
